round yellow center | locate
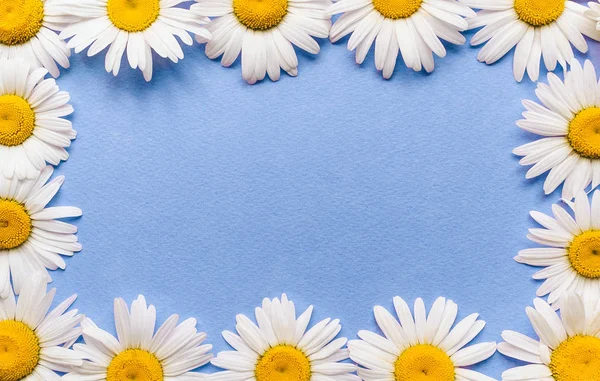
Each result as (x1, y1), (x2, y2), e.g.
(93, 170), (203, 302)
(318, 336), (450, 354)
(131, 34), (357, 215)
(0, 94), (36, 147)
(394, 344), (455, 381)
(567, 108), (600, 160)
(255, 345), (311, 381)
(0, 320), (40, 381)
(233, 0), (288, 30)
(107, 0), (160, 33)
(107, 349), (164, 381)
(550, 335), (600, 381)
(372, 0), (422, 20)
(0, 0), (44, 46)
(568, 230), (600, 279)
(0, 199), (32, 250)
(513, 0), (565, 26)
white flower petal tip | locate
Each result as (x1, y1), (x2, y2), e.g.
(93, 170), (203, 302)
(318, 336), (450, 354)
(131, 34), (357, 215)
(513, 59), (600, 200)
(0, 59), (76, 180)
(0, 276), (83, 379)
(56, 0), (211, 81)
(499, 293), (600, 381)
(211, 294), (358, 380)
(64, 294), (213, 379)
(586, 1), (600, 30)
(327, 0), (473, 79)
(0, 166), (82, 298)
(464, 0), (600, 82)
(350, 296), (496, 381)
(195, 0), (330, 84)
(520, 190), (600, 307)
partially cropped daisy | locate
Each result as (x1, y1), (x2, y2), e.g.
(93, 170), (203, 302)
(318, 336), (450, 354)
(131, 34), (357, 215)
(586, 1), (600, 29)
(0, 0), (71, 78)
(63, 295), (213, 380)
(463, 0), (600, 82)
(211, 294), (359, 380)
(0, 273), (83, 381)
(514, 60), (600, 199)
(193, 0), (331, 84)
(349, 297), (496, 381)
(517, 191), (600, 307)
(0, 59), (76, 180)
(0, 166), (82, 298)
(499, 294), (600, 381)
(59, 0), (212, 81)
(326, 0), (475, 79)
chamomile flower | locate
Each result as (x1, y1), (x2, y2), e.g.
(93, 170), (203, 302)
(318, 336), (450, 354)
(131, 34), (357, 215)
(0, 59), (76, 180)
(498, 294), (600, 381)
(0, 0), (72, 78)
(516, 191), (600, 307)
(325, 0), (475, 79)
(211, 294), (359, 381)
(193, 0), (332, 84)
(462, 0), (600, 82)
(0, 273), (83, 381)
(513, 60), (600, 200)
(349, 297), (497, 381)
(63, 295), (213, 381)
(58, 0), (212, 81)
(0, 166), (82, 299)
(586, 1), (600, 30)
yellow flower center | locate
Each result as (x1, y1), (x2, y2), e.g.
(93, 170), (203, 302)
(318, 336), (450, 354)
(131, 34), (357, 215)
(107, 349), (164, 381)
(255, 345), (311, 381)
(394, 344), (455, 381)
(0, 0), (44, 46)
(0, 94), (36, 147)
(372, 0), (422, 20)
(0, 199), (32, 250)
(513, 0), (565, 26)
(568, 230), (600, 279)
(233, 0), (288, 30)
(567, 107), (600, 160)
(0, 320), (40, 381)
(550, 335), (600, 381)
(107, 0), (160, 33)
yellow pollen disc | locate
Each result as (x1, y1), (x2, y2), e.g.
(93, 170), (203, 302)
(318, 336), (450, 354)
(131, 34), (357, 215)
(513, 0), (565, 26)
(0, 94), (36, 147)
(233, 0), (288, 31)
(549, 335), (600, 381)
(0, 0), (44, 46)
(255, 345), (311, 381)
(567, 107), (600, 160)
(0, 320), (40, 381)
(371, 0), (422, 20)
(394, 344), (455, 381)
(107, 0), (160, 33)
(107, 349), (164, 381)
(567, 230), (600, 279)
(0, 199), (32, 250)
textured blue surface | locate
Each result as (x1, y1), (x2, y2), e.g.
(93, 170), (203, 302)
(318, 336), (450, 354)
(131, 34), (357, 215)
(44, 7), (600, 378)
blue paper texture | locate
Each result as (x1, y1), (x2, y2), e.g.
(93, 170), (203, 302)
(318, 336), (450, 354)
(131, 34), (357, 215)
(44, 8), (600, 378)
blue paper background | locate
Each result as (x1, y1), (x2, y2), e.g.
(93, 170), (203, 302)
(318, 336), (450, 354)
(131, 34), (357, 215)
(43, 5), (600, 378)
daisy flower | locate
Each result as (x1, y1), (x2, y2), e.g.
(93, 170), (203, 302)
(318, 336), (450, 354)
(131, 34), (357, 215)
(498, 293), (600, 381)
(0, 273), (83, 381)
(586, 1), (600, 29)
(0, 0), (71, 78)
(63, 294), (213, 380)
(325, 0), (475, 79)
(0, 59), (76, 180)
(462, 0), (600, 82)
(0, 166), (82, 299)
(192, 0), (332, 84)
(211, 294), (359, 380)
(513, 60), (600, 199)
(58, 0), (212, 81)
(516, 190), (600, 307)
(349, 296), (497, 381)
